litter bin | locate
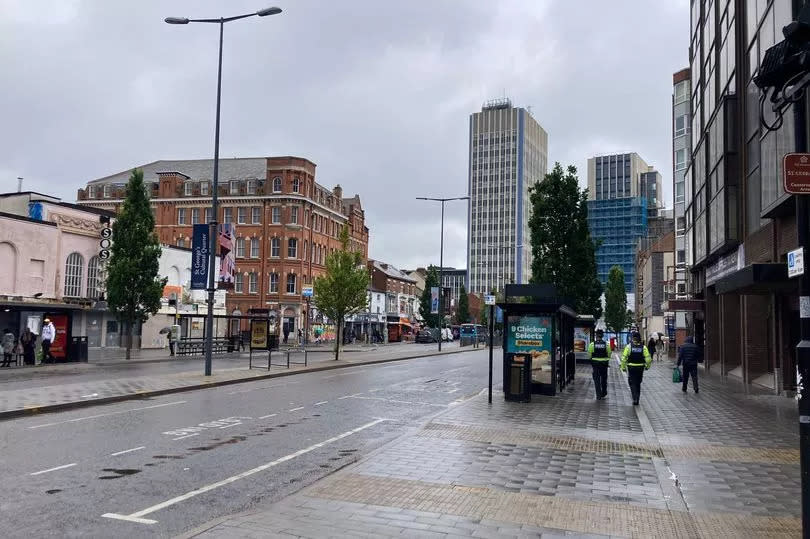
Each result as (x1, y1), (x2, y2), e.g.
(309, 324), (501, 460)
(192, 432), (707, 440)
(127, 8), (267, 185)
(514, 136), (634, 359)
(268, 334), (279, 351)
(69, 336), (89, 363)
(505, 353), (531, 402)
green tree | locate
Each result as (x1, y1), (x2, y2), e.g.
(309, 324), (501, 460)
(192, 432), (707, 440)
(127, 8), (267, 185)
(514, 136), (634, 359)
(604, 265), (628, 336)
(528, 162), (603, 320)
(314, 225), (370, 361)
(106, 169), (167, 360)
(418, 265), (440, 328)
(456, 285), (470, 324)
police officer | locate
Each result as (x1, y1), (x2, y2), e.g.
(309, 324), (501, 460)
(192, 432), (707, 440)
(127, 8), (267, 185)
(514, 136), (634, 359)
(621, 331), (652, 405)
(588, 329), (612, 400)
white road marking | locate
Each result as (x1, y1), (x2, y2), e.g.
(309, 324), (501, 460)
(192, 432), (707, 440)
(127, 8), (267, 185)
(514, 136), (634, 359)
(30, 463), (77, 476)
(313, 401), (328, 406)
(218, 423), (239, 429)
(338, 392), (363, 400)
(28, 401), (187, 430)
(347, 395), (446, 408)
(447, 389), (460, 394)
(80, 393), (99, 398)
(101, 418), (389, 525)
(259, 413), (277, 419)
(288, 406), (305, 412)
(172, 433), (199, 441)
(110, 446), (145, 457)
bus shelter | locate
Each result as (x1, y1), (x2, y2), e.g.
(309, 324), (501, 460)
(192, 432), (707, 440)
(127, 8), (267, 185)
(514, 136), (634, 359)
(498, 284), (577, 398)
(573, 315), (596, 364)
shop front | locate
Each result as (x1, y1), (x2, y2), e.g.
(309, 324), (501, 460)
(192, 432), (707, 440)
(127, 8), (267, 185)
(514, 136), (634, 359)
(387, 316), (413, 342)
(0, 301), (87, 363)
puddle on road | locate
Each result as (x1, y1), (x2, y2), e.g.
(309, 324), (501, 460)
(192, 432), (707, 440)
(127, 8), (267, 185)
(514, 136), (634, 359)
(98, 468), (141, 480)
(46, 489), (62, 494)
(188, 436), (246, 452)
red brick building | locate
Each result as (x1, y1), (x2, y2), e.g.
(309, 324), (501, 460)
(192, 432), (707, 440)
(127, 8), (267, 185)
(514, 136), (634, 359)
(77, 156), (369, 334)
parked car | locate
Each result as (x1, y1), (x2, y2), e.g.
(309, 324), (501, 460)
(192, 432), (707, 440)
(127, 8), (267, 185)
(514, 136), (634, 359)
(415, 329), (436, 343)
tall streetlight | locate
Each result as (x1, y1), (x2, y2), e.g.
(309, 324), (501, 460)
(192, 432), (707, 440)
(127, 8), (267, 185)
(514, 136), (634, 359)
(416, 196), (469, 351)
(166, 6), (283, 376)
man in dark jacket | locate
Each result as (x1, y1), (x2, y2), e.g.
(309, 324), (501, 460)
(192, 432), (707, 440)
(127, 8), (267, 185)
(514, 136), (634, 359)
(677, 336), (703, 393)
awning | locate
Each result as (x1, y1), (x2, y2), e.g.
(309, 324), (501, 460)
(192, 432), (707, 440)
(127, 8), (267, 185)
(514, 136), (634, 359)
(713, 263), (796, 295)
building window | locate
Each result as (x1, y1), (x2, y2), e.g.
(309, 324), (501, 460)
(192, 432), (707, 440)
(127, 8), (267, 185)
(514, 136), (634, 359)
(64, 252), (84, 297)
(204, 208), (212, 223)
(677, 282), (687, 294)
(223, 207), (232, 224)
(303, 240), (308, 261)
(292, 177), (300, 193)
(252, 206), (261, 224)
(290, 206), (299, 224)
(675, 149), (687, 171)
(675, 115), (689, 137)
(103, 184), (111, 198)
(177, 238), (186, 248)
(236, 237), (246, 258)
(675, 181), (685, 203)
(200, 181), (209, 196)
(237, 207), (247, 224)
(288, 238), (298, 258)
(271, 237), (280, 257)
(86, 256), (100, 299)
(229, 180), (239, 195)
(675, 80), (689, 104)
(247, 179), (257, 195)
(271, 206), (281, 224)
(272, 177), (282, 192)
(250, 238), (259, 258)
(234, 273), (243, 293)
(191, 208), (200, 225)
(249, 272), (258, 294)
(676, 217), (686, 236)
(88, 185), (97, 198)
(286, 273), (296, 294)
(269, 273), (279, 293)
(177, 208), (186, 225)
(677, 249), (686, 265)
(184, 182), (193, 196)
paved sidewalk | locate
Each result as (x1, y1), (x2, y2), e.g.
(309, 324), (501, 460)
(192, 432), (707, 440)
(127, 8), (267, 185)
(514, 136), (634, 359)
(0, 344), (469, 419)
(186, 357), (801, 538)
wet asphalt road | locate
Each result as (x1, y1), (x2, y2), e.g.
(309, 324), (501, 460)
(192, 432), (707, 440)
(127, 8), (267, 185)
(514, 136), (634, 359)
(0, 347), (497, 538)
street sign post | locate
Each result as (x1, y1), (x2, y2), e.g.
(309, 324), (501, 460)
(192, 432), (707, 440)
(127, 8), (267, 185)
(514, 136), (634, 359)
(784, 153), (810, 194)
(484, 294), (496, 306)
(301, 285), (314, 297)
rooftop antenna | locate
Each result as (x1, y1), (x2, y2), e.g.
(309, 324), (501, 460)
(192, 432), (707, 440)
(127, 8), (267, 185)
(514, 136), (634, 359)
(17, 177), (23, 192)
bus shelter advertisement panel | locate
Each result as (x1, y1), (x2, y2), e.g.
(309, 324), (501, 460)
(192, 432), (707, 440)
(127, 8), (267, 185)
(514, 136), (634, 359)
(507, 315), (552, 384)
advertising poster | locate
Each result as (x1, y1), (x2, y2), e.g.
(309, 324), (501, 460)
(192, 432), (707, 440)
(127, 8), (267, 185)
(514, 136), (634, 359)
(250, 319), (268, 350)
(191, 224), (209, 290)
(430, 287), (439, 314)
(217, 223), (235, 289)
(506, 315), (552, 384)
(48, 314), (69, 360)
(573, 327), (590, 355)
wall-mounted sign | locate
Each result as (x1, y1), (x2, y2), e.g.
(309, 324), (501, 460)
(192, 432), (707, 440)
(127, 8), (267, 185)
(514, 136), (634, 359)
(484, 294), (496, 305)
(788, 247), (805, 278)
(784, 153), (810, 194)
(302, 284), (314, 298)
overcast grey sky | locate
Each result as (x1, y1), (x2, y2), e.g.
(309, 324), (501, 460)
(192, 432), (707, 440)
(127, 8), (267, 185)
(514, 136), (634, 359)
(0, 0), (688, 271)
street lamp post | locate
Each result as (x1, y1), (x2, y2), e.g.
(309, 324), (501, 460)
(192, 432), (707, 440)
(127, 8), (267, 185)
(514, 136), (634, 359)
(416, 196), (469, 352)
(166, 6), (282, 376)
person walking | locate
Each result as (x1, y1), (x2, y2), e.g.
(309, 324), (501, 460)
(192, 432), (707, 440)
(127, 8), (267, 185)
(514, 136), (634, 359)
(647, 335), (658, 362)
(588, 329), (612, 400)
(168, 328), (177, 357)
(41, 318), (56, 364)
(2, 328), (15, 367)
(20, 327), (36, 366)
(621, 331), (652, 405)
(677, 336), (703, 394)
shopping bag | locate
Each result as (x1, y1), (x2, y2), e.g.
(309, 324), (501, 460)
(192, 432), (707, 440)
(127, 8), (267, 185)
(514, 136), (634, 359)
(672, 367), (682, 383)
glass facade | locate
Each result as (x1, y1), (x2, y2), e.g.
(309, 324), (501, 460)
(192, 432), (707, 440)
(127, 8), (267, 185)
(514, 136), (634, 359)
(588, 197), (648, 292)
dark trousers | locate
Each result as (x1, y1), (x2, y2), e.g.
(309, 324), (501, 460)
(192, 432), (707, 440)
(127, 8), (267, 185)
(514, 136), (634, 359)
(682, 364), (699, 392)
(627, 365), (645, 403)
(591, 362), (608, 397)
(42, 340), (52, 363)
(2, 353), (11, 366)
(169, 341), (175, 356)
(23, 346), (35, 365)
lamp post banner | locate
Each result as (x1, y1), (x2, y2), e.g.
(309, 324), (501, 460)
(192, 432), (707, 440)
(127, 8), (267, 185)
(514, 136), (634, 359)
(431, 287), (439, 314)
(217, 223), (235, 289)
(191, 224), (209, 290)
